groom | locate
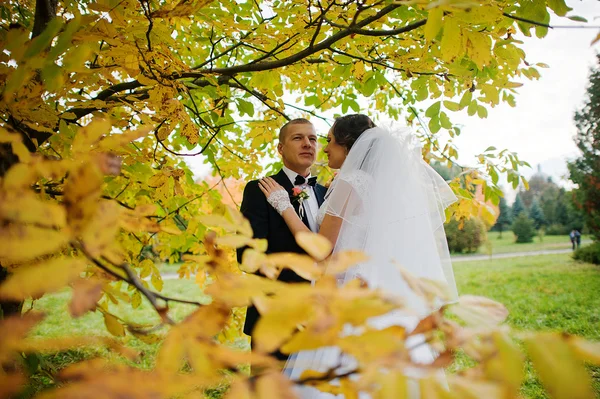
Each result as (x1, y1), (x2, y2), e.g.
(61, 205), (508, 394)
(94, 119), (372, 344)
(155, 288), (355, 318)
(237, 118), (327, 360)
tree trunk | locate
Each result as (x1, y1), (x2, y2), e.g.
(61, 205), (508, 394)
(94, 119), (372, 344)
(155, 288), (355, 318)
(0, 0), (58, 319)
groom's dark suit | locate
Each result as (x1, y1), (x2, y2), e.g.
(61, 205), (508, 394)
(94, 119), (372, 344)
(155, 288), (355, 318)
(237, 169), (326, 359)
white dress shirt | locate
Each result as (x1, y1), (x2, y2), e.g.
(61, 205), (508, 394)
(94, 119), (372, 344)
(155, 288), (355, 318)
(282, 166), (319, 232)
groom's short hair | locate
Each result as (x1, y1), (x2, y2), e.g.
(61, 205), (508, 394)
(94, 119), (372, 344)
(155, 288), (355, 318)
(278, 118), (313, 142)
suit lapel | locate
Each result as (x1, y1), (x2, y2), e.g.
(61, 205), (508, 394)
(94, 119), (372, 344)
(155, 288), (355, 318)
(315, 184), (326, 207)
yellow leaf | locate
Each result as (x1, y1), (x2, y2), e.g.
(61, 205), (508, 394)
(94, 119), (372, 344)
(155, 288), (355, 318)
(295, 231), (332, 261)
(240, 249), (267, 273)
(159, 221), (182, 235)
(440, 19), (463, 63)
(151, 272), (163, 291)
(0, 257), (86, 300)
(465, 31), (492, 69)
(81, 200), (121, 258)
(484, 331), (524, 396)
(375, 371), (407, 399)
(353, 61), (366, 81)
(249, 238), (268, 252)
(64, 163), (104, 234)
(103, 312), (126, 337)
(216, 234), (252, 248)
(339, 326), (406, 364)
(98, 125), (152, 151)
(0, 372), (26, 399)
(0, 193), (66, 228)
(0, 225), (69, 263)
(131, 290), (142, 309)
(0, 312), (45, 363)
(450, 295), (508, 327)
(524, 333), (595, 399)
(447, 375), (506, 399)
(267, 253), (321, 281)
(71, 118), (112, 154)
(567, 335), (600, 365)
(425, 7), (444, 42)
(198, 214), (238, 232)
(253, 297), (314, 353)
(323, 250), (369, 275)
(255, 371), (297, 399)
(69, 278), (103, 317)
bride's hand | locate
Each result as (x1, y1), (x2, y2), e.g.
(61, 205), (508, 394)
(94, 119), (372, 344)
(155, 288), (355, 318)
(259, 177), (292, 215)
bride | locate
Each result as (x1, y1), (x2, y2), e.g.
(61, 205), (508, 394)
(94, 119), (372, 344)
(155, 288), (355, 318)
(258, 114), (458, 397)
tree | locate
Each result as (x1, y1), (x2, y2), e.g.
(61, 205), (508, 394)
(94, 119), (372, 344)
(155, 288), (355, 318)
(512, 213), (536, 243)
(569, 55), (600, 241)
(493, 196), (513, 238)
(520, 168), (554, 208)
(512, 193), (527, 217)
(2, 0), (599, 397)
(529, 198), (546, 230)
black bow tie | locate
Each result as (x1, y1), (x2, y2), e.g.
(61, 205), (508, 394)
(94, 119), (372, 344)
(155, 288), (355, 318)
(295, 175), (317, 187)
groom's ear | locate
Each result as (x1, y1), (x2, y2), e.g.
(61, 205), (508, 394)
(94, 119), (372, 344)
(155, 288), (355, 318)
(277, 141), (283, 155)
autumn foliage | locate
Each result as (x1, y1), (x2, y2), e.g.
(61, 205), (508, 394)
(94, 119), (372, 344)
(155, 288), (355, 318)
(1, 0), (599, 398)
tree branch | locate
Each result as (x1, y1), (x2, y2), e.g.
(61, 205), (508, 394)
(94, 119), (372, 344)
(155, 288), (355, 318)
(502, 12), (552, 29)
(32, 0), (58, 38)
(195, 3), (401, 75)
(325, 17), (427, 37)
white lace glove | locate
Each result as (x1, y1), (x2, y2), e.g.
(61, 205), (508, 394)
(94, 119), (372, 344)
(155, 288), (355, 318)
(266, 189), (293, 215)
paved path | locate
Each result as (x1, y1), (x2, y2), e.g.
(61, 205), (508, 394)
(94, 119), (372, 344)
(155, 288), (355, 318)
(159, 248), (576, 279)
(451, 248), (574, 262)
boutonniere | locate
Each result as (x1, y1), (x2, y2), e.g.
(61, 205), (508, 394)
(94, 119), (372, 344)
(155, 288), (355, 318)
(291, 187), (310, 218)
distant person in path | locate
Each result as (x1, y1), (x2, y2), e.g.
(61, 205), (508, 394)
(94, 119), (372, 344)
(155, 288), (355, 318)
(570, 230), (576, 250)
(575, 229), (582, 249)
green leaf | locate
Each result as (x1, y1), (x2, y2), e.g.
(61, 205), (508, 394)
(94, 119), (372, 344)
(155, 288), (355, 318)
(568, 15), (587, 23)
(416, 84), (428, 101)
(548, 0), (571, 17)
(443, 101), (460, 112)
(467, 101), (477, 116)
(428, 117), (441, 134)
(439, 112), (452, 129)
(24, 18), (63, 59)
(459, 91), (472, 109)
(484, 146), (496, 152)
(237, 99), (255, 117)
(489, 167), (499, 185)
(477, 105), (488, 118)
(425, 101), (441, 118)
(424, 7), (443, 42)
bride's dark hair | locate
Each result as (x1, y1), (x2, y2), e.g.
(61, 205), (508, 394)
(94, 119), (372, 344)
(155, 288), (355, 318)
(332, 114), (376, 151)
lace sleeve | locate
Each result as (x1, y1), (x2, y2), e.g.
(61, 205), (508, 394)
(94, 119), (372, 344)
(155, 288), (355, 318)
(322, 170), (372, 220)
(339, 170), (371, 201)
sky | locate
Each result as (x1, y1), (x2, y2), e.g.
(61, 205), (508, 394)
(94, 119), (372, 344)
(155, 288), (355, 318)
(449, 0), (600, 200)
(186, 1), (600, 204)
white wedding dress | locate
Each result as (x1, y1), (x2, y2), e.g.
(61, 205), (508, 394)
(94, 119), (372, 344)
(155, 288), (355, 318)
(283, 126), (458, 398)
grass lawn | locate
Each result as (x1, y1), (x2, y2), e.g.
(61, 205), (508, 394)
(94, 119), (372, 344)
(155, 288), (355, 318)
(16, 253), (600, 398)
(454, 253), (600, 397)
(468, 232), (592, 255)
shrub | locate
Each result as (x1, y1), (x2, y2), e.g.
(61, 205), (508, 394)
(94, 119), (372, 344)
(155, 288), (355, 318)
(545, 223), (570, 235)
(572, 242), (600, 265)
(512, 213), (535, 243)
(445, 217), (488, 253)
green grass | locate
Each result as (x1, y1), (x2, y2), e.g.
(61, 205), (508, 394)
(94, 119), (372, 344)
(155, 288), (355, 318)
(18, 277), (213, 397)
(16, 254), (600, 398)
(454, 253), (600, 397)
(468, 232), (592, 256)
